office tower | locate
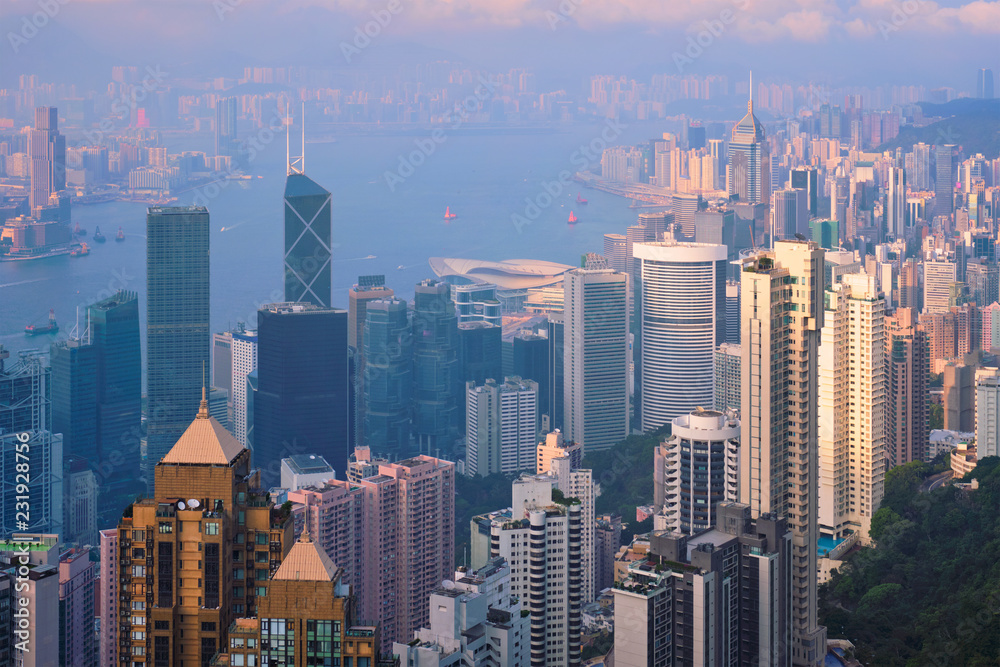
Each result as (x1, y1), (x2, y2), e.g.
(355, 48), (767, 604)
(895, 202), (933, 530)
(633, 241), (727, 430)
(289, 452), (455, 650)
(466, 378), (539, 476)
(924, 260), (958, 313)
(772, 188), (808, 241)
(88, 290), (141, 491)
(693, 207), (736, 252)
(935, 144), (956, 218)
(63, 459), (98, 545)
(146, 206), (211, 478)
(885, 309), (930, 467)
(790, 167), (819, 217)
(28, 106), (65, 209)
(714, 342), (742, 412)
(256, 302), (349, 486)
(413, 279), (461, 454)
(536, 429), (583, 474)
(361, 297), (412, 455)
(976, 367), (1000, 457)
(393, 560), (529, 666)
(885, 167), (907, 239)
(965, 258), (999, 307)
(672, 192), (701, 238)
(725, 279), (740, 343)
(349, 276), (394, 446)
(613, 503), (792, 667)
(59, 546), (97, 667)
(208, 386), (228, 426)
(809, 219), (838, 251)
(653, 408), (739, 534)
(563, 268), (629, 451)
(739, 240), (826, 666)
(231, 329), (257, 447)
(511, 332), (549, 419)
(458, 321), (503, 387)
(546, 315), (565, 431)
(594, 513), (622, 592)
(943, 363), (976, 432)
(899, 258), (920, 310)
(473, 483), (584, 666)
(280, 453), (336, 490)
(818, 273), (886, 544)
(978, 68), (995, 99)
(603, 233), (627, 271)
(212, 330), (233, 408)
(728, 88), (770, 204)
(625, 224), (654, 279)
(117, 393), (294, 665)
(99, 528), (118, 667)
(214, 96), (238, 157)
(453, 283), (502, 325)
(50, 339), (98, 464)
(0, 348), (63, 537)
(638, 211), (673, 241)
(284, 170), (333, 308)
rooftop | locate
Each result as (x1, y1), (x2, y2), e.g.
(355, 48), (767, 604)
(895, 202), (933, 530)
(271, 531), (340, 582)
(160, 391), (245, 466)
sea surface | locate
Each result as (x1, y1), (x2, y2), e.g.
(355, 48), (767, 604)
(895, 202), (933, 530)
(0, 122), (663, 361)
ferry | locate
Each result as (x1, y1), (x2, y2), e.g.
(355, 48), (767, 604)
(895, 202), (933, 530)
(115, 227), (125, 242)
(93, 226), (106, 243)
(568, 211), (578, 224)
(444, 206), (457, 220)
(576, 193), (588, 205)
(71, 243), (90, 257)
(25, 310), (59, 336)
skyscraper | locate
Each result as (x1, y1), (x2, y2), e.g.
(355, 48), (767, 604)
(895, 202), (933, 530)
(790, 167), (819, 217)
(362, 297), (412, 455)
(511, 332), (549, 419)
(714, 342), (742, 412)
(412, 279), (461, 454)
(28, 106), (65, 210)
(603, 233), (627, 272)
(978, 68), (995, 99)
(633, 241), (727, 430)
(727, 84), (770, 204)
(772, 188), (808, 241)
(935, 144), (956, 218)
(231, 329), (258, 448)
(547, 315), (565, 431)
(563, 268), (629, 451)
(885, 166), (907, 239)
(214, 96), (238, 157)
(457, 321), (503, 388)
(117, 393), (293, 665)
(284, 172), (333, 308)
(818, 273), (886, 544)
(465, 377), (539, 476)
(349, 275), (395, 448)
(255, 302), (349, 485)
(50, 339), (98, 464)
(739, 240), (826, 666)
(145, 206), (211, 479)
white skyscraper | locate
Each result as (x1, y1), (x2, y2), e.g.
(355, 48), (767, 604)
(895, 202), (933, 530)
(923, 260), (957, 313)
(633, 241), (728, 431)
(885, 166), (907, 239)
(466, 377), (539, 476)
(739, 240), (827, 667)
(231, 329), (257, 447)
(976, 367), (1000, 458)
(818, 273), (887, 545)
(563, 268), (629, 452)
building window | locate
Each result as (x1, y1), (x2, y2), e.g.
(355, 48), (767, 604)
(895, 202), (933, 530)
(158, 522), (172, 534)
(205, 523), (219, 535)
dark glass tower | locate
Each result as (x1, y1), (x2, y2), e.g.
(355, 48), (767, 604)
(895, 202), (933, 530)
(89, 290), (142, 486)
(284, 174), (332, 308)
(457, 322), (502, 387)
(145, 206), (210, 479)
(254, 303), (348, 486)
(934, 144), (956, 218)
(412, 279), (460, 455)
(547, 316), (564, 431)
(214, 97), (238, 158)
(512, 332), (549, 418)
(50, 340), (98, 463)
(362, 297), (412, 455)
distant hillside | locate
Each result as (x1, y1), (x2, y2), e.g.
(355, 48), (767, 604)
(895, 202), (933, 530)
(820, 457), (1000, 665)
(877, 98), (1000, 158)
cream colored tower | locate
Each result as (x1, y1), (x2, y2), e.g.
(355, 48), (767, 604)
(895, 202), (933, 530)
(740, 239), (826, 667)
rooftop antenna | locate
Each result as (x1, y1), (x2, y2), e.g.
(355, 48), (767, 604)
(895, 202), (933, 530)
(287, 97), (304, 176)
(749, 69), (754, 114)
(301, 100), (305, 174)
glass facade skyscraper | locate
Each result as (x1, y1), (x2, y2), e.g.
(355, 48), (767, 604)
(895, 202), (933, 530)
(51, 340), (98, 464)
(145, 206), (211, 479)
(362, 297), (412, 455)
(412, 279), (460, 454)
(284, 173), (333, 308)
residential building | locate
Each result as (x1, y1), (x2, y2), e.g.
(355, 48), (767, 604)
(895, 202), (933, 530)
(563, 268), (629, 452)
(653, 408), (739, 535)
(935, 144), (956, 218)
(924, 260), (958, 313)
(59, 546), (97, 667)
(714, 342), (741, 413)
(99, 528), (118, 667)
(739, 240), (827, 666)
(976, 367), (1000, 458)
(594, 514), (622, 593)
(944, 363), (976, 432)
(536, 429), (582, 474)
(886, 308), (930, 467)
(466, 377), (539, 476)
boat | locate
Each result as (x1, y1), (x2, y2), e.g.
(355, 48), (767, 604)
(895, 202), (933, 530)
(444, 206), (457, 220)
(73, 223), (87, 236)
(70, 243), (90, 257)
(25, 310), (59, 336)
(397, 265), (405, 270)
(115, 227), (125, 242)
(576, 193), (588, 205)
(568, 211), (578, 224)
(93, 226), (106, 243)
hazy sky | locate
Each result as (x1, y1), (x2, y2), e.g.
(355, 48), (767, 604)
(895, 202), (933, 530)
(2, 0), (997, 91)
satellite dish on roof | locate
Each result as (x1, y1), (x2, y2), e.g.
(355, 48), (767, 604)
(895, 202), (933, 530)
(794, 232), (807, 241)
(177, 501), (186, 510)
(188, 499), (200, 509)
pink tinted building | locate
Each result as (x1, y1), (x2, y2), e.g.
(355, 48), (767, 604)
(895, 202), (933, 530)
(60, 546), (97, 666)
(99, 528), (118, 667)
(288, 451), (455, 652)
